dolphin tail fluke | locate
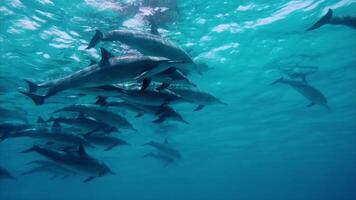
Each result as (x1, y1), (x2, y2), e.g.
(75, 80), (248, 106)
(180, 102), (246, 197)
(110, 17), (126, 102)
(194, 105), (205, 111)
(20, 91), (45, 105)
(306, 9), (333, 31)
(86, 30), (103, 49)
(20, 145), (38, 153)
(270, 77), (284, 85)
(152, 116), (165, 123)
(24, 79), (39, 93)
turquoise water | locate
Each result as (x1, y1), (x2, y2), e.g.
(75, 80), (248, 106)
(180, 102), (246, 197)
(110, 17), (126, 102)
(1, 0), (356, 199)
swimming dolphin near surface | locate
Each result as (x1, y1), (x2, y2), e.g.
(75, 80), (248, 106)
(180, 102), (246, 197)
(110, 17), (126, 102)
(54, 104), (136, 131)
(82, 133), (130, 151)
(86, 29), (202, 75)
(0, 166), (16, 180)
(46, 115), (118, 134)
(278, 65), (318, 83)
(95, 98), (189, 124)
(87, 83), (189, 107)
(153, 106), (189, 124)
(20, 48), (181, 105)
(271, 77), (329, 109)
(167, 85), (227, 111)
(21, 144), (115, 182)
(23, 160), (77, 179)
(0, 122), (32, 140)
(144, 139), (182, 160)
(1, 128), (94, 147)
(144, 151), (175, 166)
(306, 9), (356, 31)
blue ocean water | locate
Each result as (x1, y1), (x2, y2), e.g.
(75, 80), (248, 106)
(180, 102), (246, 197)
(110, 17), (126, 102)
(0, 0), (356, 200)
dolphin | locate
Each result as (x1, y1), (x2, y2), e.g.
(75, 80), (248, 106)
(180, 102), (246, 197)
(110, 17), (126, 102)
(86, 29), (202, 75)
(23, 160), (77, 179)
(307, 9), (356, 31)
(153, 106), (189, 124)
(278, 65), (318, 83)
(0, 166), (16, 180)
(144, 152), (175, 166)
(144, 139), (182, 160)
(84, 83), (189, 107)
(167, 85), (226, 111)
(0, 123), (32, 140)
(94, 99), (146, 116)
(54, 104), (136, 131)
(20, 48), (180, 105)
(0, 108), (28, 124)
(46, 115), (117, 133)
(95, 98), (188, 123)
(82, 133), (130, 151)
(21, 144), (115, 182)
(1, 128), (94, 147)
(271, 77), (329, 109)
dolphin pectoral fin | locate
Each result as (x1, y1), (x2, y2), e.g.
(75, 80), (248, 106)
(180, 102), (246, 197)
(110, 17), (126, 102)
(156, 83), (170, 90)
(270, 77), (284, 85)
(99, 48), (114, 66)
(194, 105), (205, 111)
(135, 113), (144, 118)
(307, 102), (316, 107)
(301, 74), (308, 83)
(20, 145), (38, 154)
(94, 96), (108, 106)
(87, 30), (103, 49)
(24, 79), (39, 93)
(140, 78), (151, 92)
(20, 91), (45, 106)
(160, 67), (177, 75)
(83, 176), (96, 183)
(104, 144), (118, 151)
(306, 9), (333, 31)
(152, 116), (165, 123)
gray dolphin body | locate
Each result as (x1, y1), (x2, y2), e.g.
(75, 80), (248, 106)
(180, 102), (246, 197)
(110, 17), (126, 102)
(0, 166), (16, 180)
(307, 9), (356, 31)
(0, 108), (28, 124)
(0, 123), (32, 140)
(85, 83), (189, 107)
(272, 77), (329, 109)
(2, 129), (94, 147)
(144, 152), (175, 166)
(167, 85), (226, 111)
(83, 134), (130, 151)
(20, 49), (175, 105)
(279, 65), (318, 83)
(87, 29), (201, 75)
(96, 98), (189, 124)
(47, 116), (117, 133)
(144, 140), (182, 160)
(21, 145), (114, 182)
(23, 160), (77, 179)
(54, 104), (135, 131)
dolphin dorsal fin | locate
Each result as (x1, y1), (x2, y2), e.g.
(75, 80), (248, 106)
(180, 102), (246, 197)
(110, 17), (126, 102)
(164, 138), (168, 144)
(78, 144), (86, 155)
(99, 48), (114, 66)
(89, 59), (97, 66)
